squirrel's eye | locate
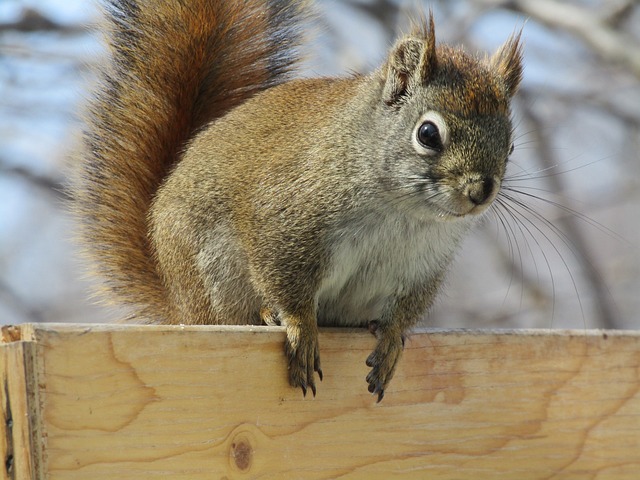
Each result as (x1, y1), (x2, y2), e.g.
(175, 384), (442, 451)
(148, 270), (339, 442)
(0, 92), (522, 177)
(417, 121), (442, 150)
(509, 143), (515, 155)
(412, 112), (448, 155)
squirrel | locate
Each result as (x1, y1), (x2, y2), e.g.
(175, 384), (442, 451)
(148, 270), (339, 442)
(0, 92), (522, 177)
(75, 0), (523, 401)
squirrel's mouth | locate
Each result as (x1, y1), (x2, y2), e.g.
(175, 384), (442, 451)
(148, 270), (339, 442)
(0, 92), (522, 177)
(431, 201), (493, 221)
(433, 207), (464, 220)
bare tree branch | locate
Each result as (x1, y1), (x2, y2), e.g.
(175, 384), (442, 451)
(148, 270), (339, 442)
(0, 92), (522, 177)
(499, 0), (640, 78)
(0, 160), (69, 200)
(0, 7), (83, 34)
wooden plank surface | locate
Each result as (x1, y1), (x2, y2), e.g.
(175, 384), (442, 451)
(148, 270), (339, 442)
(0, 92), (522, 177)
(1, 324), (639, 479)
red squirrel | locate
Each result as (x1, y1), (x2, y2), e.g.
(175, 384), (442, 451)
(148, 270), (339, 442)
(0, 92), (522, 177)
(75, 0), (522, 401)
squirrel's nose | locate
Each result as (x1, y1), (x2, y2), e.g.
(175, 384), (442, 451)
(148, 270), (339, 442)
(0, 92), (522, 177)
(465, 177), (495, 206)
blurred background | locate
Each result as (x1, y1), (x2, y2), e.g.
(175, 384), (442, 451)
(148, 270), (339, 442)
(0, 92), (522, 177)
(0, 0), (638, 330)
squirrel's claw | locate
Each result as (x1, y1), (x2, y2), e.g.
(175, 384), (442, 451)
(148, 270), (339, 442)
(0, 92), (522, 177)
(365, 325), (405, 402)
(366, 376), (385, 403)
(285, 323), (322, 398)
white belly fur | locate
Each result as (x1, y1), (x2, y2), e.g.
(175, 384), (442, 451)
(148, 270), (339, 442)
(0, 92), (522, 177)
(316, 213), (471, 326)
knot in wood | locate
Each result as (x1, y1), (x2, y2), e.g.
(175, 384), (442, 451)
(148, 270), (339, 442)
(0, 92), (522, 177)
(231, 439), (253, 471)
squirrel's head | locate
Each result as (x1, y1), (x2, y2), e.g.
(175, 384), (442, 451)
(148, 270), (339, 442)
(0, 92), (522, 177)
(376, 13), (523, 222)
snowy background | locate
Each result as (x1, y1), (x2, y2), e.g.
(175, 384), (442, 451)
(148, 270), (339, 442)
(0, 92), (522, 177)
(1, 0), (639, 330)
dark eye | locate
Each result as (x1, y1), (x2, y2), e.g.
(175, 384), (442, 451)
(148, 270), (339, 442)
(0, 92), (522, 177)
(417, 121), (442, 150)
(509, 143), (515, 155)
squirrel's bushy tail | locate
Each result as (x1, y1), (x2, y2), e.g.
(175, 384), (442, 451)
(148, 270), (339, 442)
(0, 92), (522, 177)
(75, 0), (306, 321)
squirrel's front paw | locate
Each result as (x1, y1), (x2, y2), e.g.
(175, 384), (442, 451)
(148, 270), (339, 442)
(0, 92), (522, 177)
(285, 324), (323, 397)
(366, 322), (406, 402)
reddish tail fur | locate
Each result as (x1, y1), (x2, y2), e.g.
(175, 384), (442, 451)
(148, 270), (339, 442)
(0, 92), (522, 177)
(74, 0), (306, 321)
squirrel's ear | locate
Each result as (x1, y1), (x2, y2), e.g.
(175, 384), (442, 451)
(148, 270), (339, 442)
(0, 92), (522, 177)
(383, 12), (437, 106)
(490, 31), (524, 98)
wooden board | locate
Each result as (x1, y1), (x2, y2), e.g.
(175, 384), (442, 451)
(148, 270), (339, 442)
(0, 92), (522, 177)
(1, 323), (639, 479)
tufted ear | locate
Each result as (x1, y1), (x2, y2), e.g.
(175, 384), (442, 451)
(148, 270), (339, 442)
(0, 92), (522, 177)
(490, 31), (524, 98)
(383, 12), (437, 106)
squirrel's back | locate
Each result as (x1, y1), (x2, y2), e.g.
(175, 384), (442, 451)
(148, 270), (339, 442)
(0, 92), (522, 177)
(74, 0), (308, 321)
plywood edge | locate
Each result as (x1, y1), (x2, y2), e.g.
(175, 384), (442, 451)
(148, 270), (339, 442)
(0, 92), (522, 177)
(0, 335), (41, 479)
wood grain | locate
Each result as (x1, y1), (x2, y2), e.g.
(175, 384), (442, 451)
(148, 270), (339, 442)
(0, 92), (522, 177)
(1, 324), (639, 479)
